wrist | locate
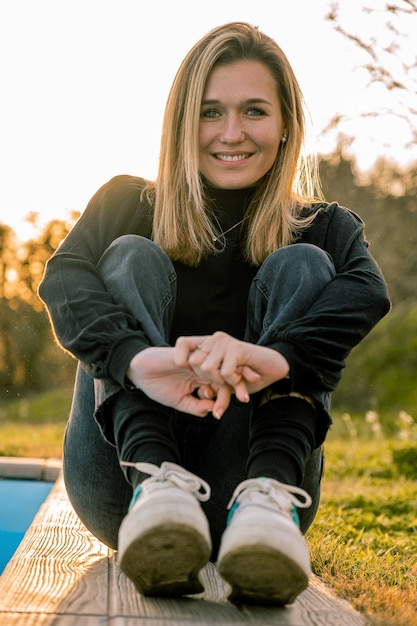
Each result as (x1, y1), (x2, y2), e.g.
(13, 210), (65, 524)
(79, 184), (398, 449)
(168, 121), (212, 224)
(107, 337), (150, 386)
(126, 348), (150, 387)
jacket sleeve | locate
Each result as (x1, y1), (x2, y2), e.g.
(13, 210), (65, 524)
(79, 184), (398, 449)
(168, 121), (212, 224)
(38, 175), (154, 386)
(267, 204), (391, 393)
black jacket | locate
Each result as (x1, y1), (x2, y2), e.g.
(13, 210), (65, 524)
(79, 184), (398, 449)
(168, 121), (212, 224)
(39, 175), (390, 397)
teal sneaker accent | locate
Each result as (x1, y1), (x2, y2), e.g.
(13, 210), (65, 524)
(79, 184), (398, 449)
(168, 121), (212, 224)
(254, 477), (301, 527)
(129, 485), (142, 511)
(226, 501), (240, 526)
(291, 505), (300, 526)
(227, 481), (301, 527)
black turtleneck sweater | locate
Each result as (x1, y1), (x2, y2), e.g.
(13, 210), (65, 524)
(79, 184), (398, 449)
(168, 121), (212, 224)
(171, 186), (257, 342)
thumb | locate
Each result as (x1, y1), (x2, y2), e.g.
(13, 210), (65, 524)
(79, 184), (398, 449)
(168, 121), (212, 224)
(181, 396), (215, 418)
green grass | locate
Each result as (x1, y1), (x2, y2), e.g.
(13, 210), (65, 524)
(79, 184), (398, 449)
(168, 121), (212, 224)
(1, 390), (416, 624)
(0, 388), (70, 458)
(0, 423), (65, 458)
(308, 430), (417, 626)
(0, 388), (73, 424)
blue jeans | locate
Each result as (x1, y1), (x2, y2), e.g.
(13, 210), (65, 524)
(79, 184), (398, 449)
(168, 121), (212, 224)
(63, 237), (335, 554)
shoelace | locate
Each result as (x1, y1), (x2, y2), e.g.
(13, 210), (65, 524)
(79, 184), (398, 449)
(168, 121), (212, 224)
(227, 477), (312, 512)
(120, 461), (211, 502)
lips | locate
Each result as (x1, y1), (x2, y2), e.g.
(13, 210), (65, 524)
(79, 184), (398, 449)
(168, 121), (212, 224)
(214, 153), (252, 162)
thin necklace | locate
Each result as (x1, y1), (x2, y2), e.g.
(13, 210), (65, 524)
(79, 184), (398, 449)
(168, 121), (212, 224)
(212, 219), (244, 242)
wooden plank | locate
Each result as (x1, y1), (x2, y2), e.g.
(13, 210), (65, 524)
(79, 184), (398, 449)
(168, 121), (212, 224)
(0, 456), (62, 481)
(109, 557), (364, 626)
(0, 616), (108, 626)
(0, 478), (109, 618)
(0, 475), (365, 625)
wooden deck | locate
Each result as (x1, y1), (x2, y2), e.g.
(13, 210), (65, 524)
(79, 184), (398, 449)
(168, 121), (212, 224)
(0, 471), (365, 625)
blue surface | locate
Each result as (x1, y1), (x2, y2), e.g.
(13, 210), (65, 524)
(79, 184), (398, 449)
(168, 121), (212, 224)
(0, 479), (53, 574)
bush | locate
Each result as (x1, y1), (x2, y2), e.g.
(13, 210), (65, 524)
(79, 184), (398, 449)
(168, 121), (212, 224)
(332, 302), (417, 433)
(392, 444), (417, 479)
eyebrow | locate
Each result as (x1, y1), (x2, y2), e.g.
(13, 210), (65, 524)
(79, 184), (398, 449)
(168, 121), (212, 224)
(201, 97), (274, 106)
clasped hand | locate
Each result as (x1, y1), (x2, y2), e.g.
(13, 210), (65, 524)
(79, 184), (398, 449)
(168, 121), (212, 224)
(126, 331), (289, 420)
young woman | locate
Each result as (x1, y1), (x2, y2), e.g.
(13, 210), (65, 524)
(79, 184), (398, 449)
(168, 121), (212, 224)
(39, 22), (390, 606)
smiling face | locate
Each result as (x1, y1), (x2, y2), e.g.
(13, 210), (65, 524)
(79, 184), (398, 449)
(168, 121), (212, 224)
(199, 59), (284, 190)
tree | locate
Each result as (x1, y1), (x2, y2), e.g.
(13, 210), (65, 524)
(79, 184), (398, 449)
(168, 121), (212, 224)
(319, 145), (417, 306)
(325, 1), (417, 160)
(0, 214), (78, 393)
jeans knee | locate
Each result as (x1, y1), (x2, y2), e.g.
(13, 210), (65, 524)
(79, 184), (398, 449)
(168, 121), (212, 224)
(267, 243), (332, 268)
(106, 234), (159, 260)
(260, 243), (335, 282)
(99, 235), (175, 278)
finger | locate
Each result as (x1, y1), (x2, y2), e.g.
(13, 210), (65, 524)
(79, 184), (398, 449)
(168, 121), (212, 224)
(218, 362), (252, 401)
(218, 362), (250, 400)
(197, 383), (216, 399)
(174, 335), (208, 367)
(196, 344), (211, 356)
(238, 365), (261, 382)
(189, 352), (226, 386)
(233, 379), (250, 403)
(181, 396), (215, 418)
(212, 384), (233, 420)
(216, 344), (246, 384)
(188, 348), (208, 369)
(219, 358), (244, 388)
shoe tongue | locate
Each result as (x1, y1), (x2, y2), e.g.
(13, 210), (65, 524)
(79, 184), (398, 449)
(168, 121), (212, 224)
(240, 482), (293, 515)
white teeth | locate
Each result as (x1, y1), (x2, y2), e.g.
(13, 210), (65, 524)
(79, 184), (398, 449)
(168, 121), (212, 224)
(216, 153), (250, 162)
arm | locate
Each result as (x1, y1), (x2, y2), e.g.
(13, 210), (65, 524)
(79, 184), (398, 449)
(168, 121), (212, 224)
(267, 204), (391, 393)
(176, 204), (390, 405)
(38, 175), (154, 386)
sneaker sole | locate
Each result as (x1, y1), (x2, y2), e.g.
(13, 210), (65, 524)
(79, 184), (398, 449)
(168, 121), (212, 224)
(119, 522), (211, 597)
(218, 545), (309, 606)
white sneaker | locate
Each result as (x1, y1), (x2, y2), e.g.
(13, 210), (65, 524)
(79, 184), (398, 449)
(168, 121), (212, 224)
(217, 478), (312, 605)
(118, 461), (212, 597)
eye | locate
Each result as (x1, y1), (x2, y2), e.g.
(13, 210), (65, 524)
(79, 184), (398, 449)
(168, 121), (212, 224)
(201, 108), (220, 119)
(246, 107), (266, 117)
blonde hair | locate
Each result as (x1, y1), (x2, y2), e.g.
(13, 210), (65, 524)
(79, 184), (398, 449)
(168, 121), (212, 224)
(146, 22), (322, 266)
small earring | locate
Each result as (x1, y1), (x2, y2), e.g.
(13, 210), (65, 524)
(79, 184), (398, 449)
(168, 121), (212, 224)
(281, 132), (288, 143)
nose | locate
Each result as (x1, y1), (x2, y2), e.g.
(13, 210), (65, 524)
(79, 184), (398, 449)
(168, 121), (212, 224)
(220, 112), (245, 144)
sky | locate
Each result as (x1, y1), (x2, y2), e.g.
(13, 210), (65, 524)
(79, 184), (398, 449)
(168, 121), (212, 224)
(1, 0), (416, 240)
